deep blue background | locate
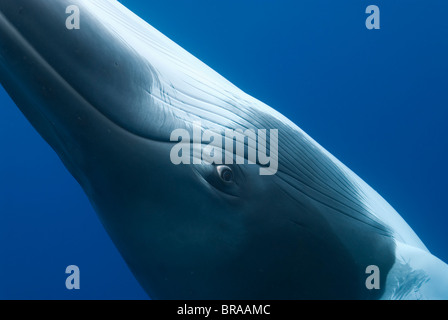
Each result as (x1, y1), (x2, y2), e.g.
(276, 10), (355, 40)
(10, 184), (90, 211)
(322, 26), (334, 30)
(0, 0), (447, 299)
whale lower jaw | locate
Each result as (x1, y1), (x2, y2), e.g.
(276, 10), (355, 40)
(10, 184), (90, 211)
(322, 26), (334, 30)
(0, 9), (80, 176)
(0, 6), (157, 186)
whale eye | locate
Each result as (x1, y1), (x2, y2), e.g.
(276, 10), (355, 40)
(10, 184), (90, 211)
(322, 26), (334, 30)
(217, 165), (234, 183)
(192, 164), (243, 197)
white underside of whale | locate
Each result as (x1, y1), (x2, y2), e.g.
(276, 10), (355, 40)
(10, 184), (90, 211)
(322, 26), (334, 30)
(59, 0), (448, 299)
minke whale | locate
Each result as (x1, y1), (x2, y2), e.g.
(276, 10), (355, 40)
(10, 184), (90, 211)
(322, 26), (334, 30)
(0, 0), (447, 299)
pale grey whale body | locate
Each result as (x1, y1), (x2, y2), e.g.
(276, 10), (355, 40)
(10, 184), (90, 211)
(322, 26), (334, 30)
(0, 0), (447, 299)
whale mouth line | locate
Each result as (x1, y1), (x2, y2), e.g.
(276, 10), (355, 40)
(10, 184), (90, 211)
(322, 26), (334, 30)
(0, 10), (175, 146)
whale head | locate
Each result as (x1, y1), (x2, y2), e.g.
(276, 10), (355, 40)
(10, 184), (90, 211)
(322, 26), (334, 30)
(0, 0), (435, 299)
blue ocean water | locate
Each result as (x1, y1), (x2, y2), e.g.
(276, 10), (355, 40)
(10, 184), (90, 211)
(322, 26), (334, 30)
(0, 0), (447, 299)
